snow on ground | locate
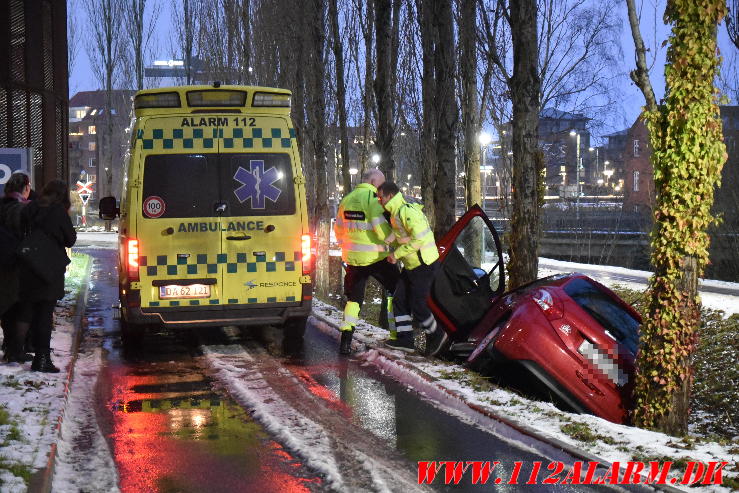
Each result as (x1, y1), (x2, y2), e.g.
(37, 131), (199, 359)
(203, 345), (425, 493)
(0, 256), (91, 492)
(51, 348), (119, 493)
(0, 282), (82, 490)
(310, 299), (739, 492)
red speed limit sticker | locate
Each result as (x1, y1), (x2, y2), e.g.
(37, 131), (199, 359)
(143, 195), (166, 218)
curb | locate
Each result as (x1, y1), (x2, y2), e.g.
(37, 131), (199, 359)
(28, 255), (93, 493)
(310, 309), (686, 493)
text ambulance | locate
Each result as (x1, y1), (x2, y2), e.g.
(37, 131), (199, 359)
(99, 84), (312, 344)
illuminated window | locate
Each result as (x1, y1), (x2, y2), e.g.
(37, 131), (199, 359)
(633, 171), (639, 192)
(88, 125), (96, 134)
(88, 141), (96, 151)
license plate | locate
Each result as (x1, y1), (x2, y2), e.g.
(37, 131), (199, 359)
(159, 284), (211, 299)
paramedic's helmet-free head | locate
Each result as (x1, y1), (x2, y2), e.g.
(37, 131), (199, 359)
(100, 85), (311, 348)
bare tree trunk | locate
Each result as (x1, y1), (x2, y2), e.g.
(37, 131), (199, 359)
(507, 0), (541, 289)
(432, 0), (457, 237)
(374, 0), (395, 179)
(417, 0), (436, 227)
(460, 0), (480, 209)
(361, 0), (374, 174)
(241, 0), (252, 82)
(310, 0), (330, 298)
(329, 0), (350, 194)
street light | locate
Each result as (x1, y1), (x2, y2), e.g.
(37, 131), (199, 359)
(569, 130), (582, 218)
(349, 167), (358, 187)
(478, 132), (492, 212)
(371, 153), (380, 165)
(589, 146), (599, 192)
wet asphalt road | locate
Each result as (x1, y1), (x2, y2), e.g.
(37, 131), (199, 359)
(74, 234), (649, 492)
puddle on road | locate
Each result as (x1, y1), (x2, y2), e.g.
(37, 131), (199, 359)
(83, 248), (322, 492)
(107, 363), (322, 493)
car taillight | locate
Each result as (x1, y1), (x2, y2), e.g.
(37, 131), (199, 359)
(578, 339), (628, 386)
(531, 288), (563, 320)
(127, 239), (140, 282)
(301, 234), (312, 274)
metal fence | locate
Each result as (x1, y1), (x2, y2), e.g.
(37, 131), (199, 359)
(0, 0), (68, 187)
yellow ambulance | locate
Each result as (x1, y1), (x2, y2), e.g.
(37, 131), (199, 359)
(99, 84), (312, 345)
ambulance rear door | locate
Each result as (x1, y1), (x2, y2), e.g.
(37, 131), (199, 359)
(218, 116), (304, 308)
(136, 117), (225, 311)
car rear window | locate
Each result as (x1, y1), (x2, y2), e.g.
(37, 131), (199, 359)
(563, 278), (640, 354)
(142, 153), (295, 218)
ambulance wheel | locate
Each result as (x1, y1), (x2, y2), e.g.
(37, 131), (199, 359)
(120, 316), (145, 350)
(282, 317), (307, 356)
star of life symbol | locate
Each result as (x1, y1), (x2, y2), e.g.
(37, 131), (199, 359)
(245, 280), (257, 290)
(233, 160), (282, 209)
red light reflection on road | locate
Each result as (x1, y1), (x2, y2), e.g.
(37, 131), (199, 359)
(108, 364), (320, 493)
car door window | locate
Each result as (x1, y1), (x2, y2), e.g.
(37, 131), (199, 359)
(453, 216), (502, 292)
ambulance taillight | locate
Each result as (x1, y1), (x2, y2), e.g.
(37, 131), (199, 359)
(301, 234), (312, 274)
(127, 239), (140, 281)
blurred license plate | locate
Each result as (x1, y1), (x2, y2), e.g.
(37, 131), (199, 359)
(159, 284), (211, 299)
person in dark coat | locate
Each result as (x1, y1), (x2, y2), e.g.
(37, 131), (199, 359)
(16, 179), (76, 373)
(1, 172), (32, 362)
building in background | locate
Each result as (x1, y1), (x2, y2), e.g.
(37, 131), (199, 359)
(621, 106), (739, 281)
(68, 90), (134, 206)
(0, 0), (68, 188)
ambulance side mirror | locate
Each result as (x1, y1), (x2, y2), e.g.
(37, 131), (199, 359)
(99, 196), (120, 220)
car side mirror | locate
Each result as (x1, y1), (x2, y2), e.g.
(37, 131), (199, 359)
(99, 196), (120, 220)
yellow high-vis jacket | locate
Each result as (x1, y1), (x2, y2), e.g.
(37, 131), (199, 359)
(384, 193), (439, 270)
(334, 183), (392, 266)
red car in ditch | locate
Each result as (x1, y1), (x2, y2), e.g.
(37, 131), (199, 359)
(429, 206), (641, 424)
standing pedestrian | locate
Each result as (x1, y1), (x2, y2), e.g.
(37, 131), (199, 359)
(333, 169), (399, 355)
(16, 180), (76, 372)
(1, 172), (32, 362)
(377, 181), (447, 355)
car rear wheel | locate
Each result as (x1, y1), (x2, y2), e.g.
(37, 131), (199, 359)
(120, 315), (146, 353)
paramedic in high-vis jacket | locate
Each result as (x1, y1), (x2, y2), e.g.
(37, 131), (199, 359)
(333, 169), (399, 355)
(378, 181), (447, 355)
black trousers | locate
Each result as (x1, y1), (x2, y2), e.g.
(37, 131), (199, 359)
(393, 261), (438, 331)
(16, 300), (55, 354)
(344, 260), (399, 306)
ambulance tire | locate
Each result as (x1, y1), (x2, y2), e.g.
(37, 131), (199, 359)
(282, 317), (307, 356)
(120, 316), (145, 351)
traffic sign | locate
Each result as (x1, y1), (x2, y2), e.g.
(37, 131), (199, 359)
(143, 195), (166, 218)
(79, 193), (91, 205)
(76, 180), (94, 195)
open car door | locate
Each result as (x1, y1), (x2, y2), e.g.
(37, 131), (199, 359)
(429, 205), (505, 341)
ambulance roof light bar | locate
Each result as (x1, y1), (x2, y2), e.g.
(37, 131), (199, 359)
(134, 92), (181, 109)
(253, 91), (291, 108)
(186, 89), (247, 107)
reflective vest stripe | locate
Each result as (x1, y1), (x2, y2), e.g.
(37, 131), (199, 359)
(395, 315), (412, 322)
(344, 242), (388, 253)
(343, 221), (373, 231)
(370, 216), (388, 227)
(343, 314), (359, 324)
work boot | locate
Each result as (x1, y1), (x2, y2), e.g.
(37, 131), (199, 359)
(31, 353), (60, 373)
(385, 330), (414, 352)
(339, 330), (354, 355)
(423, 326), (449, 357)
(384, 329), (398, 342)
(4, 322), (33, 363)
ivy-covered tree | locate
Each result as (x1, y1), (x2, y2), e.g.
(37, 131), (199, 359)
(626, 0), (728, 434)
